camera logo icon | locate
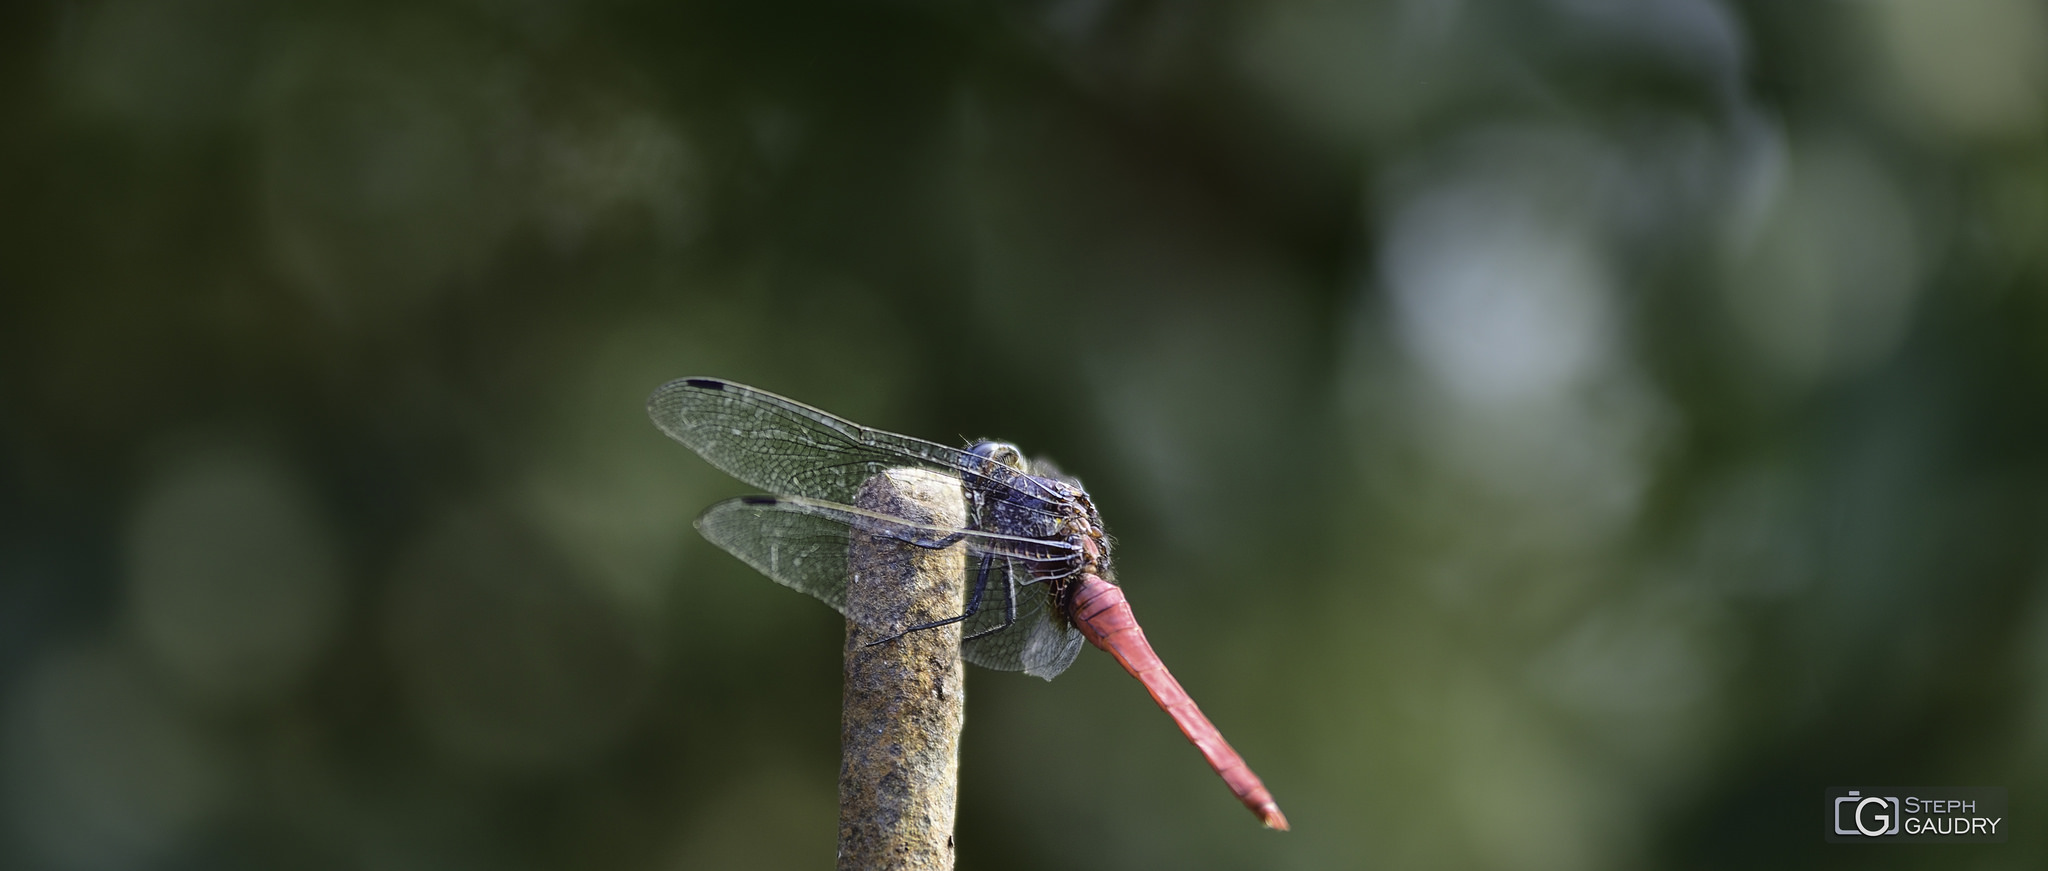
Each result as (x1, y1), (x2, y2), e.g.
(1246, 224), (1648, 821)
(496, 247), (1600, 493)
(1834, 791), (1901, 837)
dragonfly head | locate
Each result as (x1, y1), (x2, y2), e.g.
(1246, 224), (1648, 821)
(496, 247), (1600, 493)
(966, 440), (1027, 472)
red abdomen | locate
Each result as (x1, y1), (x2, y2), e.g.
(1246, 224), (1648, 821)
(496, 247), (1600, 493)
(1067, 574), (1289, 830)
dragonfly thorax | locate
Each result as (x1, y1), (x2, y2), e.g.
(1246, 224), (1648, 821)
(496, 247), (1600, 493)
(956, 441), (1114, 587)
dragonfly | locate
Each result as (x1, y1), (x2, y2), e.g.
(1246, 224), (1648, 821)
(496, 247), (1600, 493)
(648, 377), (1288, 830)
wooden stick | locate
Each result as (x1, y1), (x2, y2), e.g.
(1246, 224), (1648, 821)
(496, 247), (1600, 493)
(838, 468), (967, 871)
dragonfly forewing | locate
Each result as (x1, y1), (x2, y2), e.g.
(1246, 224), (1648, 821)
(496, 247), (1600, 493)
(654, 378), (969, 501)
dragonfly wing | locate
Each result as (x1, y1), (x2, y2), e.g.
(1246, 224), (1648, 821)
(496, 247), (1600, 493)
(650, 378), (979, 505)
(695, 495), (1083, 667)
(695, 497), (860, 614)
(958, 558), (1085, 680)
(1017, 608), (1085, 680)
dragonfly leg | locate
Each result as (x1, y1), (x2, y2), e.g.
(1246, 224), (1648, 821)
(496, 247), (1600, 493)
(885, 528), (969, 550)
(863, 551), (996, 646)
(960, 566), (1018, 642)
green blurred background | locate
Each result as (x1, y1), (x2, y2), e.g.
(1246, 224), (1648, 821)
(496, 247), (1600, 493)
(5, 0), (2048, 868)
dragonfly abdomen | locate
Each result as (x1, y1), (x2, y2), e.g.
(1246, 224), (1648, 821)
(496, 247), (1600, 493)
(1068, 575), (1289, 831)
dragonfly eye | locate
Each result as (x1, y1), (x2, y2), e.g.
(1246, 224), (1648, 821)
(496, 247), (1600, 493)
(968, 440), (1026, 471)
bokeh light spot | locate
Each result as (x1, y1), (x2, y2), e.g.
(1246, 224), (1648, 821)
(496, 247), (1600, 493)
(1723, 139), (1921, 385)
(4, 641), (226, 870)
(125, 438), (344, 704)
(385, 507), (655, 772)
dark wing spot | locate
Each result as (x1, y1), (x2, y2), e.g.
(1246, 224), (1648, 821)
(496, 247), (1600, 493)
(738, 494), (780, 505)
(683, 378), (727, 390)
